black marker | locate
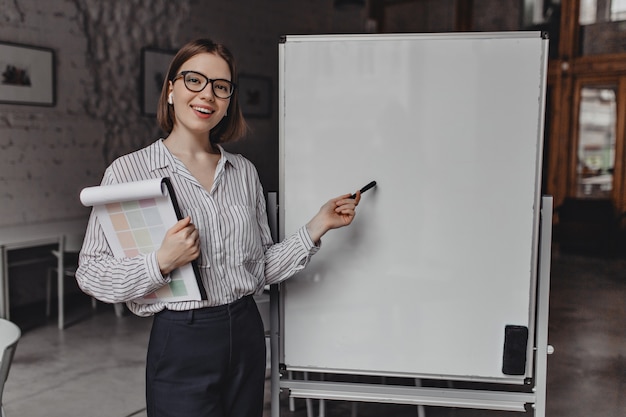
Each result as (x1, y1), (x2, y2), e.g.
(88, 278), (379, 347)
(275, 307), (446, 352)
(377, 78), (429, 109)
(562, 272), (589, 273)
(350, 180), (377, 199)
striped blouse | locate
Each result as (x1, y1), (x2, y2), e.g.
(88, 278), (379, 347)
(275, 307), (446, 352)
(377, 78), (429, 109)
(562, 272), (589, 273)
(75, 139), (319, 317)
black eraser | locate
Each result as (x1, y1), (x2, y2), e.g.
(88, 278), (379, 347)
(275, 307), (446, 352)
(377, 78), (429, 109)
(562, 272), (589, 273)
(502, 325), (528, 375)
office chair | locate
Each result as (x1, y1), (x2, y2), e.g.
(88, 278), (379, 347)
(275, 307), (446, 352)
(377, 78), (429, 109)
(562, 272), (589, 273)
(0, 319), (20, 417)
(46, 233), (97, 329)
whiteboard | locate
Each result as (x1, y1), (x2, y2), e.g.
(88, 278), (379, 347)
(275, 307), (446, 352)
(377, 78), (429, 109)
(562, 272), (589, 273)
(279, 33), (548, 382)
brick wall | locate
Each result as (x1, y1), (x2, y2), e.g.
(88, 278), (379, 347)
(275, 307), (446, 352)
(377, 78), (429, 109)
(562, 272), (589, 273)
(1, 0), (106, 226)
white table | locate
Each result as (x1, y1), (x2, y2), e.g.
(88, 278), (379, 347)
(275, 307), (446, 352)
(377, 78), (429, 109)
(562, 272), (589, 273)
(0, 218), (88, 329)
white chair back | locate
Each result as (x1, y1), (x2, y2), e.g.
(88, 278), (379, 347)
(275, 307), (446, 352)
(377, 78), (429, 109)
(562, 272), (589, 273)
(0, 319), (21, 416)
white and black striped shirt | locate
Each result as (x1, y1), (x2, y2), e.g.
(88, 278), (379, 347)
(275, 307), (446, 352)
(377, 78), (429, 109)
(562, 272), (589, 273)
(76, 139), (319, 316)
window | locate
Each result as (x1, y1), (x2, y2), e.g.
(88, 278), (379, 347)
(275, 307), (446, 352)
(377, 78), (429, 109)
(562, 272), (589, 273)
(580, 0), (626, 24)
(576, 86), (616, 199)
(611, 0), (626, 20)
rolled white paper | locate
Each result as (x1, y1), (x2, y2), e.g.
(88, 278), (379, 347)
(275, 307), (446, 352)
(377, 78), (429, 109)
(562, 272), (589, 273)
(80, 177), (168, 207)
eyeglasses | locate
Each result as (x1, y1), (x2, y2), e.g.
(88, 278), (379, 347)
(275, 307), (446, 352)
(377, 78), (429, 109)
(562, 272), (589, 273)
(172, 70), (236, 99)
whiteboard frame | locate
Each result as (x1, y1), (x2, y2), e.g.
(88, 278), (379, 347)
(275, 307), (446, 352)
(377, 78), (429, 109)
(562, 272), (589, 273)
(274, 31), (551, 414)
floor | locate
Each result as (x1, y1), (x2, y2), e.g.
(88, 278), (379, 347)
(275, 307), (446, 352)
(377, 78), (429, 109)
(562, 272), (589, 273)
(2, 250), (625, 417)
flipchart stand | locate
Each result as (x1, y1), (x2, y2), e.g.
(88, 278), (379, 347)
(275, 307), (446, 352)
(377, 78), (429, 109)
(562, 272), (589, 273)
(269, 195), (554, 417)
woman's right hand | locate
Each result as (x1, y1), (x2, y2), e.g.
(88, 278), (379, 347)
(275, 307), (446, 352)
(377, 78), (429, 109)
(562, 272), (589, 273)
(156, 216), (200, 275)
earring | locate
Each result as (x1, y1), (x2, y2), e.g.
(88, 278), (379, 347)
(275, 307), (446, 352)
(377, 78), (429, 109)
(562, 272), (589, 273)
(168, 92), (173, 105)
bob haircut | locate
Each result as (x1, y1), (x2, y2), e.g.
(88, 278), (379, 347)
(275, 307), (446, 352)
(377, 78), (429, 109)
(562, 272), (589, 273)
(157, 38), (249, 144)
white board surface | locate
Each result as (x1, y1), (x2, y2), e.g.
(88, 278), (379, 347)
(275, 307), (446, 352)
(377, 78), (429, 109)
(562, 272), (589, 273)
(279, 33), (548, 382)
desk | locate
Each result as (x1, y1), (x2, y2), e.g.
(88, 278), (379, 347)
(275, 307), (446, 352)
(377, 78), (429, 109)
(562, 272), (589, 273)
(0, 218), (87, 329)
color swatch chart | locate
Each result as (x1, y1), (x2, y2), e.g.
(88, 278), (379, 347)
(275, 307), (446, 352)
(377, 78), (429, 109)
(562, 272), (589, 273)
(105, 198), (189, 299)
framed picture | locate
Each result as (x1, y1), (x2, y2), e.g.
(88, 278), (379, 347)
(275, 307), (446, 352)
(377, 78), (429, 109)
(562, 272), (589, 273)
(0, 42), (55, 106)
(141, 47), (175, 116)
(238, 74), (272, 118)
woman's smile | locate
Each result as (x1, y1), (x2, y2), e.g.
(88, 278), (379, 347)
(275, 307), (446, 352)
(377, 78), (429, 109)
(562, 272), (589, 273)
(191, 104), (215, 118)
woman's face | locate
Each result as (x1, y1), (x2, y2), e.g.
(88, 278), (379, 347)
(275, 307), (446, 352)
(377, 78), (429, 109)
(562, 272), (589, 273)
(168, 52), (232, 136)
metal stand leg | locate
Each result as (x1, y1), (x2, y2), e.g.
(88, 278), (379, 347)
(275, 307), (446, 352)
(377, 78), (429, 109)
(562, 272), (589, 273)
(533, 196), (554, 417)
(304, 372), (314, 417)
(57, 237), (65, 330)
(270, 284), (281, 417)
(415, 379), (426, 417)
(288, 371), (295, 411)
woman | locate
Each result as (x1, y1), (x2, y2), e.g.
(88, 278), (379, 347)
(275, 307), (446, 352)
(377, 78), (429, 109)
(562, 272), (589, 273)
(75, 38), (360, 417)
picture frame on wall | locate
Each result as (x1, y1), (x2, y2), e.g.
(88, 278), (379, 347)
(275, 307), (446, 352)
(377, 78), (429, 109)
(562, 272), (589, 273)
(141, 47), (176, 116)
(0, 42), (55, 106)
(238, 74), (272, 118)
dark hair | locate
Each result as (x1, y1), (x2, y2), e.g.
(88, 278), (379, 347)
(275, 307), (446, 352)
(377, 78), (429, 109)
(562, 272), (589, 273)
(157, 38), (248, 144)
